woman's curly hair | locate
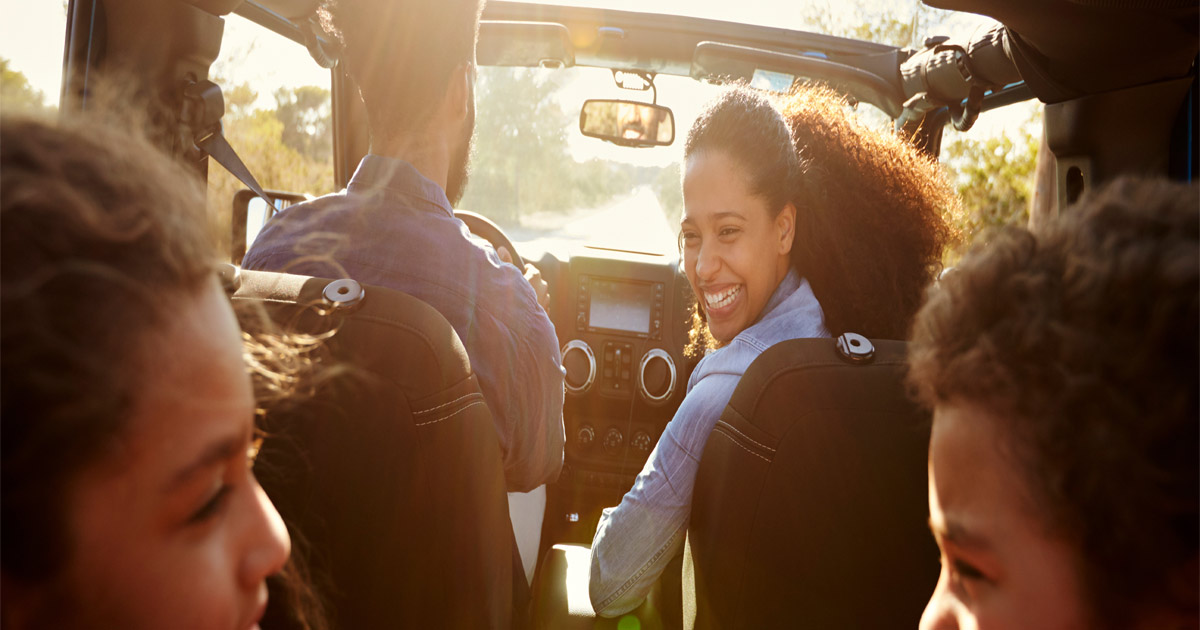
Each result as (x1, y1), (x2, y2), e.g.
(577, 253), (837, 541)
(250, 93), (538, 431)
(908, 177), (1199, 626)
(777, 83), (958, 339)
(682, 83), (958, 355)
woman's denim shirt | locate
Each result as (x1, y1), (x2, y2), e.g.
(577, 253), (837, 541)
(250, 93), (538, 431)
(589, 269), (829, 616)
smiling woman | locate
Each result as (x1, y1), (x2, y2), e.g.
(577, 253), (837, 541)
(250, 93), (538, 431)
(589, 83), (956, 616)
(0, 114), (308, 630)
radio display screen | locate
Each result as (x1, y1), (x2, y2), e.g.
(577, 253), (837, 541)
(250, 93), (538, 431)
(589, 279), (653, 334)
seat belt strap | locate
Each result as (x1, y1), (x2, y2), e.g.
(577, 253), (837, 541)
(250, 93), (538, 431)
(182, 79), (274, 208)
(197, 125), (272, 205)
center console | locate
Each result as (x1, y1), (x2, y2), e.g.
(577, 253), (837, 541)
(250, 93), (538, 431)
(554, 251), (693, 487)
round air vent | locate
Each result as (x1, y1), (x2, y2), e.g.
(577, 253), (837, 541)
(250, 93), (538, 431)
(561, 340), (596, 395)
(638, 348), (676, 404)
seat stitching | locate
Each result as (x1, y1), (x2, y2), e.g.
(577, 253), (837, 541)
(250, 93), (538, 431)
(713, 426), (772, 464)
(413, 392), (482, 415)
(413, 400), (486, 427)
(715, 420), (776, 453)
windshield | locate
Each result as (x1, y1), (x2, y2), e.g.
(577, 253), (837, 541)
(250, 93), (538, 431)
(459, 67), (721, 255)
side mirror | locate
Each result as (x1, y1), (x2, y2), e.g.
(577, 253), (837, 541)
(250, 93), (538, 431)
(579, 99), (675, 147)
(230, 188), (308, 264)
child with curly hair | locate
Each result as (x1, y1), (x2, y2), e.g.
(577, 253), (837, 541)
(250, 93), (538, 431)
(909, 177), (1198, 630)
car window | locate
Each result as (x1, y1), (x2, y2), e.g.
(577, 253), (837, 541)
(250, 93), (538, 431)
(0, 0), (66, 114)
(207, 13), (336, 257)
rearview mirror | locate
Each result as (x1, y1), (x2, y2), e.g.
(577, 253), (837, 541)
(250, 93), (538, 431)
(579, 99), (675, 147)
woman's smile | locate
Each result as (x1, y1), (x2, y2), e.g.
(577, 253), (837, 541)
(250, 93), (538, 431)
(702, 283), (744, 318)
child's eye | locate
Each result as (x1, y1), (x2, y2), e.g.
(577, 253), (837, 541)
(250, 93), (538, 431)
(188, 485), (231, 524)
(952, 558), (986, 582)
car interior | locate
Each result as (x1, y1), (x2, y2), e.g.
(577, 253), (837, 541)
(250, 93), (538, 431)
(57, 0), (1196, 627)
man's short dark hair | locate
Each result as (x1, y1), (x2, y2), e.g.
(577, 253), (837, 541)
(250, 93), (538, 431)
(908, 177), (1199, 625)
(320, 0), (483, 142)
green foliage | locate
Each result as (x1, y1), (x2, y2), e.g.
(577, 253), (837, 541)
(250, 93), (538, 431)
(275, 85), (333, 164)
(941, 112), (1041, 259)
(1, 58), (49, 114)
(459, 68), (575, 223)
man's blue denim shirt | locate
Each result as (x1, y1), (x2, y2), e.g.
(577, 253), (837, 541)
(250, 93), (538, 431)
(242, 155), (565, 492)
(589, 269), (829, 616)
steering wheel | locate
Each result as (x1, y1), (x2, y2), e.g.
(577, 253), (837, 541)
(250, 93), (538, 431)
(455, 210), (525, 269)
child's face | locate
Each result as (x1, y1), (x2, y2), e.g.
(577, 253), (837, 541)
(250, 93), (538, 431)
(27, 281), (290, 629)
(921, 400), (1091, 630)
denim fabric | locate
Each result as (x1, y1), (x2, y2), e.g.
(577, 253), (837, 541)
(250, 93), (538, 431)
(242, 155), (565, 492)
(589, 269), (829, 616)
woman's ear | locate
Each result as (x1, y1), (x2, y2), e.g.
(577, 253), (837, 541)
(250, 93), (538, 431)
(776, 202), (797, 255)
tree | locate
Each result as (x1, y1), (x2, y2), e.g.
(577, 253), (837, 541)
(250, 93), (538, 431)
(460, 67), (669, 227)
(941, 110), (1041, 259)
(275, 85), (333, 164)
(459, 67), (576, 223)
(1, 58), (49, 114)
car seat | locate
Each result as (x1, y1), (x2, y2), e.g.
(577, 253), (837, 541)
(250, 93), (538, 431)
(683, 335), (937, 628)
(229, 268), (526, 629)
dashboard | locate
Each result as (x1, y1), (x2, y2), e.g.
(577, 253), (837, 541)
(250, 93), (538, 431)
(539, 246), (696, 494)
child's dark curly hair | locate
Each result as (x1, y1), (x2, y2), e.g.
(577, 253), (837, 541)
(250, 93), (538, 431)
(908, 177), (1199, 626)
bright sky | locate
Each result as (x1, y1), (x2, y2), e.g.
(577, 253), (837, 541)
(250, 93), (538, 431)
(1, 0), (68, 106)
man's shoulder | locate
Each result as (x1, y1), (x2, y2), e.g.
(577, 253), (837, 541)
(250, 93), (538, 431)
(249, 190), (478, 252)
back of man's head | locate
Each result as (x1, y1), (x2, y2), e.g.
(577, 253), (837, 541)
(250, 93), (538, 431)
(320, 0), (483, 143)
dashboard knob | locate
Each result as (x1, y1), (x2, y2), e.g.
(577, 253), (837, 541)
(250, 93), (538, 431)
(577, 424), (595, 450)
(632, 430), (653, 454)
(602, 427), (624, 455)
(638, 348), (677, 404)
(560, 340), (596, 395)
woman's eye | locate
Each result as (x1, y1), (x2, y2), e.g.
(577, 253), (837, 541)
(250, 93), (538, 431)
(188, 485), (231, 524)
(718, 227), (740, 238)
(680, 232), (699, 247)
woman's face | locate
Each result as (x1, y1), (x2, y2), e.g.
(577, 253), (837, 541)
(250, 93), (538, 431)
(921, 400), (1091, 630)
(681, 149), (795, 344)
(28, 281), (290, 630)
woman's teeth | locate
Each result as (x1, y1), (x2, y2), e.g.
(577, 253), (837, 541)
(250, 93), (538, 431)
(704, 285), (741, 310)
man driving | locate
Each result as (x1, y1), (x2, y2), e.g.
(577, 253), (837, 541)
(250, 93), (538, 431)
(242, 0), (565, 493)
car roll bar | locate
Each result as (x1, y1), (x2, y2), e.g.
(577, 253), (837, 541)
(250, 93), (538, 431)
(896, 23), (1023, 132)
